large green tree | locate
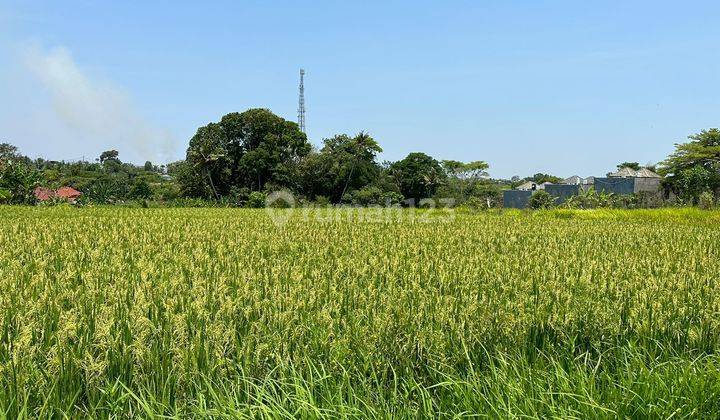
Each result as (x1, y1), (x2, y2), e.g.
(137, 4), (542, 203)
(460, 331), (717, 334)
(526, 173), (562, 184)
(0, 147), (40, 204)
(167, 160), (212, 198)
(186, 123), (230, 199)
(99, 150), (119, 163)
(0, 143), (20, 161)
(183, 109), (310, 197)
(299, 132), (383, 202)
(675, 165), (713, 203)
(389, 152), (446, 203)
(660, 129), (720, 199)
(441, 160), (489, 199)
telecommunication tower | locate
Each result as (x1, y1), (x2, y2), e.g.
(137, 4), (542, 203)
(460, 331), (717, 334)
(297, 69), (306, 133)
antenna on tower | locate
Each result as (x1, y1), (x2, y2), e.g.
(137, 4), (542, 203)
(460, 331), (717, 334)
(298, 69), (306, 133)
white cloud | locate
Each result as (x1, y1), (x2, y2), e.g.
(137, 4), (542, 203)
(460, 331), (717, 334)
(22, 45), (176, 163)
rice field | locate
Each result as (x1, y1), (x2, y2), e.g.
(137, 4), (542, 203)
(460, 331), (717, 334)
(1, 206), (719, 418)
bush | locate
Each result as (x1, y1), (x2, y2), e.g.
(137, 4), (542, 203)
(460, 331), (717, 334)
(129, 179), (152, 200)
(228, 187), (250, 206)
(380, 191), (404, 206)
(314, 196), (331, 207)
(562, 188), (622, 209)
(246, 191), (267, 208)
(85, 176), (128, 204)
(528, 190), (555, 209)
(635, 192), (665, 209)
(265, 190), (295, 208)
(463, 196), (486, 210)
(0, 188), (11, 204)
(351, 186), (383, 206)
(154, 183), (181, 201)
(611, 194), (637, 209)
(468, 183), (503, 208)
(698, 191), (715, 210)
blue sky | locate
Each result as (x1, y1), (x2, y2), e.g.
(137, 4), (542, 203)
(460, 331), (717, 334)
(1, 1), (718, 178)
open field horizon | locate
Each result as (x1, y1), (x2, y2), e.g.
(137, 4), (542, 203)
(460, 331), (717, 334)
(1, 207), (719, 417)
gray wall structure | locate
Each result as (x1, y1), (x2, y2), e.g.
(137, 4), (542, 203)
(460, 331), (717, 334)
(503, 190), (533, 209)
(504, 176), (662, 209)
(594, 177), (662, 195)
(544, 184), (581, 204)
(634, 177), (662, 193)
(594, 177), (635, 195)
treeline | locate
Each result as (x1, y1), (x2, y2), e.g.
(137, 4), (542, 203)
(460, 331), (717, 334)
(1, 108), (719, 208)
(0, 109), (505, 207)
(0, 143), (175, 205)
(170, 108), (499, 207)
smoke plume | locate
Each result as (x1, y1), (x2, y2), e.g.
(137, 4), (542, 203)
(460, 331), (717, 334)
(23, 45), (175, 163)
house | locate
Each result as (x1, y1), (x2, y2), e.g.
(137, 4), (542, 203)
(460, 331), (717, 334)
(607, 167), (638, 178)
(515, 181), (535, 191)
(34, 186), (82, 203)
(34, 187), (54, 201)
(516, 181), (551, 191)
(504, 181), (555, 208)
(634, 168), (662, 178)
(56, 187), (82, 201)
(562, 175), (582, 185)
(607, 167), (661, 179)
(597, 168), (662, 194)
(581, 176), (595, 190)
(504, 168), (662, 209)
(561, 175), (594, 190)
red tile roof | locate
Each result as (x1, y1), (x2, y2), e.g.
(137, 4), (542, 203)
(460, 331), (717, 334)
(34, 187), (54, 201)
(56, 186), (82, 199)
(34, 186), (82, 201)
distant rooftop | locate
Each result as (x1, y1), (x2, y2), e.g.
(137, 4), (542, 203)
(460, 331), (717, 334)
(607, 167), (661, 178)
(561, 176), (594, 185)
(34, 186), (82, 202)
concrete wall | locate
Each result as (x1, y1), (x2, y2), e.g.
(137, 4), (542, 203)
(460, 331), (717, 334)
(594, 177), (662, 195)
(545, 184), (580, 204)
(633, 177), (662, 193)
(594, 178), (635, 195)
(503, 190), (532, 209)
(505, 177), (661, 208)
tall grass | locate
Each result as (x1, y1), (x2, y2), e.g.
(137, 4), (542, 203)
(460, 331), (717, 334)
(0, 206), (718, 418)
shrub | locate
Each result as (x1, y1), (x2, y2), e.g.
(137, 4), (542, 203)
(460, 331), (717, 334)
(611, 194), (637, 209)
(462, 196), (486, 210)
(314, 195), (331, 207)
(246, 191), (267, 208)
(154, 182), (181, 201)
(635, 192), (665, 209)
(129, 179), (153, 200)
(380, 191), (404, 206)
(265, 190), (295, 208)
(528, 190), (555, 209)
(562, 188), (606, 209)
(0, 188), (11, 204)
(698, 191), (715, 210)
(351, 186), (383, 206)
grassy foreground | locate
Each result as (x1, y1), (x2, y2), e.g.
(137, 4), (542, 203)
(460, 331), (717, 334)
(1, 206), (719, 418)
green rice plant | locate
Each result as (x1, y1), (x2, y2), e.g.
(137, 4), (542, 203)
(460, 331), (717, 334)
(0, 206), (718, 418)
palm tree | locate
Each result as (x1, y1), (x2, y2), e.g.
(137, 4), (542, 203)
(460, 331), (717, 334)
(339, 131), (381, 203)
